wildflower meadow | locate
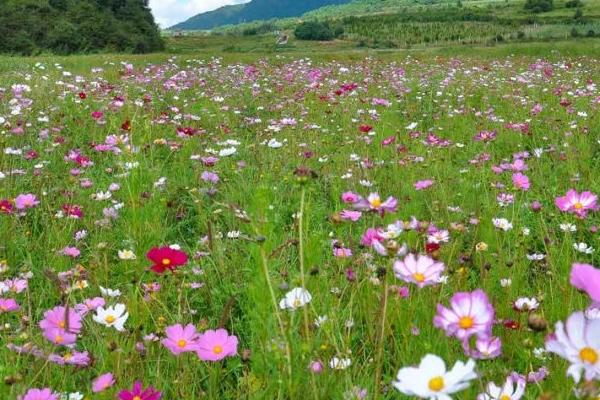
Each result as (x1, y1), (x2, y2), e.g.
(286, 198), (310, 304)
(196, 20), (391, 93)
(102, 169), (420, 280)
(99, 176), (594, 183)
(0, 52), (599, 399)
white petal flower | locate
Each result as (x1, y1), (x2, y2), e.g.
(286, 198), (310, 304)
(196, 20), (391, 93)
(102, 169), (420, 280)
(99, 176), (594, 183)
(93, 304), (128, 332)
(279, 287), (311, 310)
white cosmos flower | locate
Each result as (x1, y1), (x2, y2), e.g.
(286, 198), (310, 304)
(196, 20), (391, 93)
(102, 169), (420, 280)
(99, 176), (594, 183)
(329, 357), (352, 370)
(560, 223), (577, 232)
(99, 286), (121, 298)
(392, 354), (477, 399)
(279, 287), (312, 310)
(545, 311), (600, 382)
(118, 250), (136, 260)
(267, 138), (283, 148)
(573, 242), (594, 254)
(492, 218), (513, 231)
(93, 304), (128, 331)
(513, 297), (539, 311)
(218, 147), (237, 157)
(477, 376), (526, 400)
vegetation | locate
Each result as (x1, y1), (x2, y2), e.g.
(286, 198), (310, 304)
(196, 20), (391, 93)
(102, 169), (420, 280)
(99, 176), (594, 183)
(0, 0), (163, 55)
(524, 0), (554, 13)
(294, 21), (344, 41)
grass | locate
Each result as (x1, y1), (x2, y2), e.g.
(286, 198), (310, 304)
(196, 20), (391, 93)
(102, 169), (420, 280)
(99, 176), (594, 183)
(0, 39), (599, 399)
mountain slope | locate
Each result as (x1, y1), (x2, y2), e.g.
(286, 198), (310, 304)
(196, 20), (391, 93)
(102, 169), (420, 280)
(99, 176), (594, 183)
(171, 0), (353, 30)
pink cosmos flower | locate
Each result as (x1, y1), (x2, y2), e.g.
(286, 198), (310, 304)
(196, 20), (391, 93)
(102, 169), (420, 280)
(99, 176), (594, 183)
(196, 329), (238, 361)
(465, 336), (502, 360)
(201, 171), (219, 184)
(61, 247), (80, 258)
(48, 351), (90, 366)
(1, 278), (28, 293)
(570, 263), (600, 303)
(512, 173), (530, 191)
(393, 253), (445, 288)
(20, 388), (59, 400)
(15, 194), (39, 210)
(340, 210), (362, 222)
(74, 297), (106, 316)
(353, 193), (397, 215)
(414, 180), (434, 190)
(341, 191), (361, 203)
(162, 323), (200, 355)
(118, 381), (161, 400)
(0, 298), (20, 313)
(43, 327), (77, 346)
(433, 289), (495, 341)
(39, 306), (82, 334)
(555, 189), (598, 218)
(92, 373), (115, 393)
(333, 247), (353, 258)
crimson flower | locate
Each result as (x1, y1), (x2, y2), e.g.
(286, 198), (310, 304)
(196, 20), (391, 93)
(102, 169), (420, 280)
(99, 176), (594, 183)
(146, 247), (188, 274)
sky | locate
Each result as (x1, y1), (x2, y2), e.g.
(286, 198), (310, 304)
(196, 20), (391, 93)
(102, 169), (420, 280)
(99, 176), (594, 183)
(150, 0), (249, 28)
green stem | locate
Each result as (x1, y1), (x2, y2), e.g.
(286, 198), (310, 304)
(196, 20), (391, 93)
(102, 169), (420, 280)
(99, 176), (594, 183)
(373, 269), (389, 400)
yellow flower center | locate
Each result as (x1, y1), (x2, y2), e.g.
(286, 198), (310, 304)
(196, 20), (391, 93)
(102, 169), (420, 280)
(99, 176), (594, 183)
(55, 335), (64, 343)
(213, 345), (223, 354)
(580, 347), (599, 364)
(574, 202), (584, 210)
(293, 299), (302, 308)
(500, 395), (511, 400)
(64, 353), (72, 361)
(162, 258), (171, 265)
(459, 316), (474, 329)
(413, 272), (425, 282)
(428, 376), (445, 392)
(0, 305), (7, 311)
(105, 315), (116, 324)
(370, 198), (382, 208)
(177, 340), (187, 348)
(58, 320), (66, 329)
(133, 397), (142, 400)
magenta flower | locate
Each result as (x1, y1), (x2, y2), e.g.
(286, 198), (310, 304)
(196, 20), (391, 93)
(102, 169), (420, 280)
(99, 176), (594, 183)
(512, 173), (530, 191)
(162, 323), (200, 355)
(92, 372), (115, 393)
(118, 381), (161, 400)
(555, 189), (598, 218)
(340, 210), (362, 222)
(570, 263), (600, 303)
(43, 327), (77, 346)
(433, 289), (495, 341)
(414, 179), (434, 190)
(196, 329), (238, 361)
(15, 193), (39, 210)
(341, 191), (361, 203)
(39, 306), (82, 334)
(0, 298), (20, 313)
(393, 253), (445, 288)
(20, 388), (59, 400)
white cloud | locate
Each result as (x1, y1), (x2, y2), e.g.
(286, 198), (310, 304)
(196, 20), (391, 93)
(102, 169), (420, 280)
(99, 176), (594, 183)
(150, 0), (249, 28)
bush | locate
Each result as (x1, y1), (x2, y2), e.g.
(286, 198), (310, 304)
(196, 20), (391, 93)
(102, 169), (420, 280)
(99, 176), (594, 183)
(524, 0), (554, 13)
(294, 21), (334, 41)
(565, 0), (582, 7)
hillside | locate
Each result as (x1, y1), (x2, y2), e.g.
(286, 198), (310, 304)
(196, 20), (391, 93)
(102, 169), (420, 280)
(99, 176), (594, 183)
(0, 0), (163, 55)
(170, 0), (353, 30)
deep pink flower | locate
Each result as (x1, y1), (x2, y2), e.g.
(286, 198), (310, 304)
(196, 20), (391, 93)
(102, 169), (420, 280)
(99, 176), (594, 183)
(414, 180), (434, 190)
(433, 289), (495, 341)
(341, 191), (360, 203)
(555, 189), (598, 218)
(118, 381), (161, 400)
(92, 373), (115, 393)
(0, 199), (14, 214)
(570, 263), (600, 303)
(162, 324), (200, 355)
(196, 329), (238, 361)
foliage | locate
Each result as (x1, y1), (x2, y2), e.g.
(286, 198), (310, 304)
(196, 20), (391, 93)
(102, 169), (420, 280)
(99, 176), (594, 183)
(294, 21), (343, 40)
(524, 0), (554, 13)
(0, 0), (164, 55)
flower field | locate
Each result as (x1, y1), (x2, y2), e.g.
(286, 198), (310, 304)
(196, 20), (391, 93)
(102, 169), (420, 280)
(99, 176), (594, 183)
(0, 52), (599, 399)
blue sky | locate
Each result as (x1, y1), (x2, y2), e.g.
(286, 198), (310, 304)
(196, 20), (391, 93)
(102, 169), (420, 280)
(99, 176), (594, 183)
(149, 0), (249, 28)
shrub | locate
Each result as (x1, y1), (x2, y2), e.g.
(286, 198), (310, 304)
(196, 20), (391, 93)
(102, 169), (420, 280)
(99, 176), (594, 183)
(294, 21), (334, 41)
(524, 0), (554, 13)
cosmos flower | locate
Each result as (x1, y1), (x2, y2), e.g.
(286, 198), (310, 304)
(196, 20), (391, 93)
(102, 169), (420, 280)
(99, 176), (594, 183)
(555, 189), (598, 218)
(465, 336), (502, 360)
(393, 253), (445, 288)
(512, 173), (530, 191)
(392, 354), (477, 399)
(415, 180), (434, 190)
(0, 298), (19, 313)
(279, 287), (312, 310)
(15, 193), (39, 210)
(433, 289), (495, 341)
(570, 263), (600, 303)
(19, 388), (59, 400)
(162, 324), (200, 355)
(196, 329), (238, 361)
(477, 376), (526, 400)
(147, 247), (188, 274)
(93, 304), (129, 331)
(92, 373), (115, 393)
(117, 381), (161, 400)
(39, 305), (82, 335)
(353, 193), (397, 215)
(545, 311), (600, 382)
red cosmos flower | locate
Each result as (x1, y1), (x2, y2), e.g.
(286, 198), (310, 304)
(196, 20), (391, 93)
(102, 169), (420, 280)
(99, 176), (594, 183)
(425, 242), (440, 254)
(503, 320), (520, 330)
(359, 124), (373, 133)
(121, 120), (131, 131)
(0, 199), (14, 214)
(78, 92), (87, 100)
(146, 247), (188, 274)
